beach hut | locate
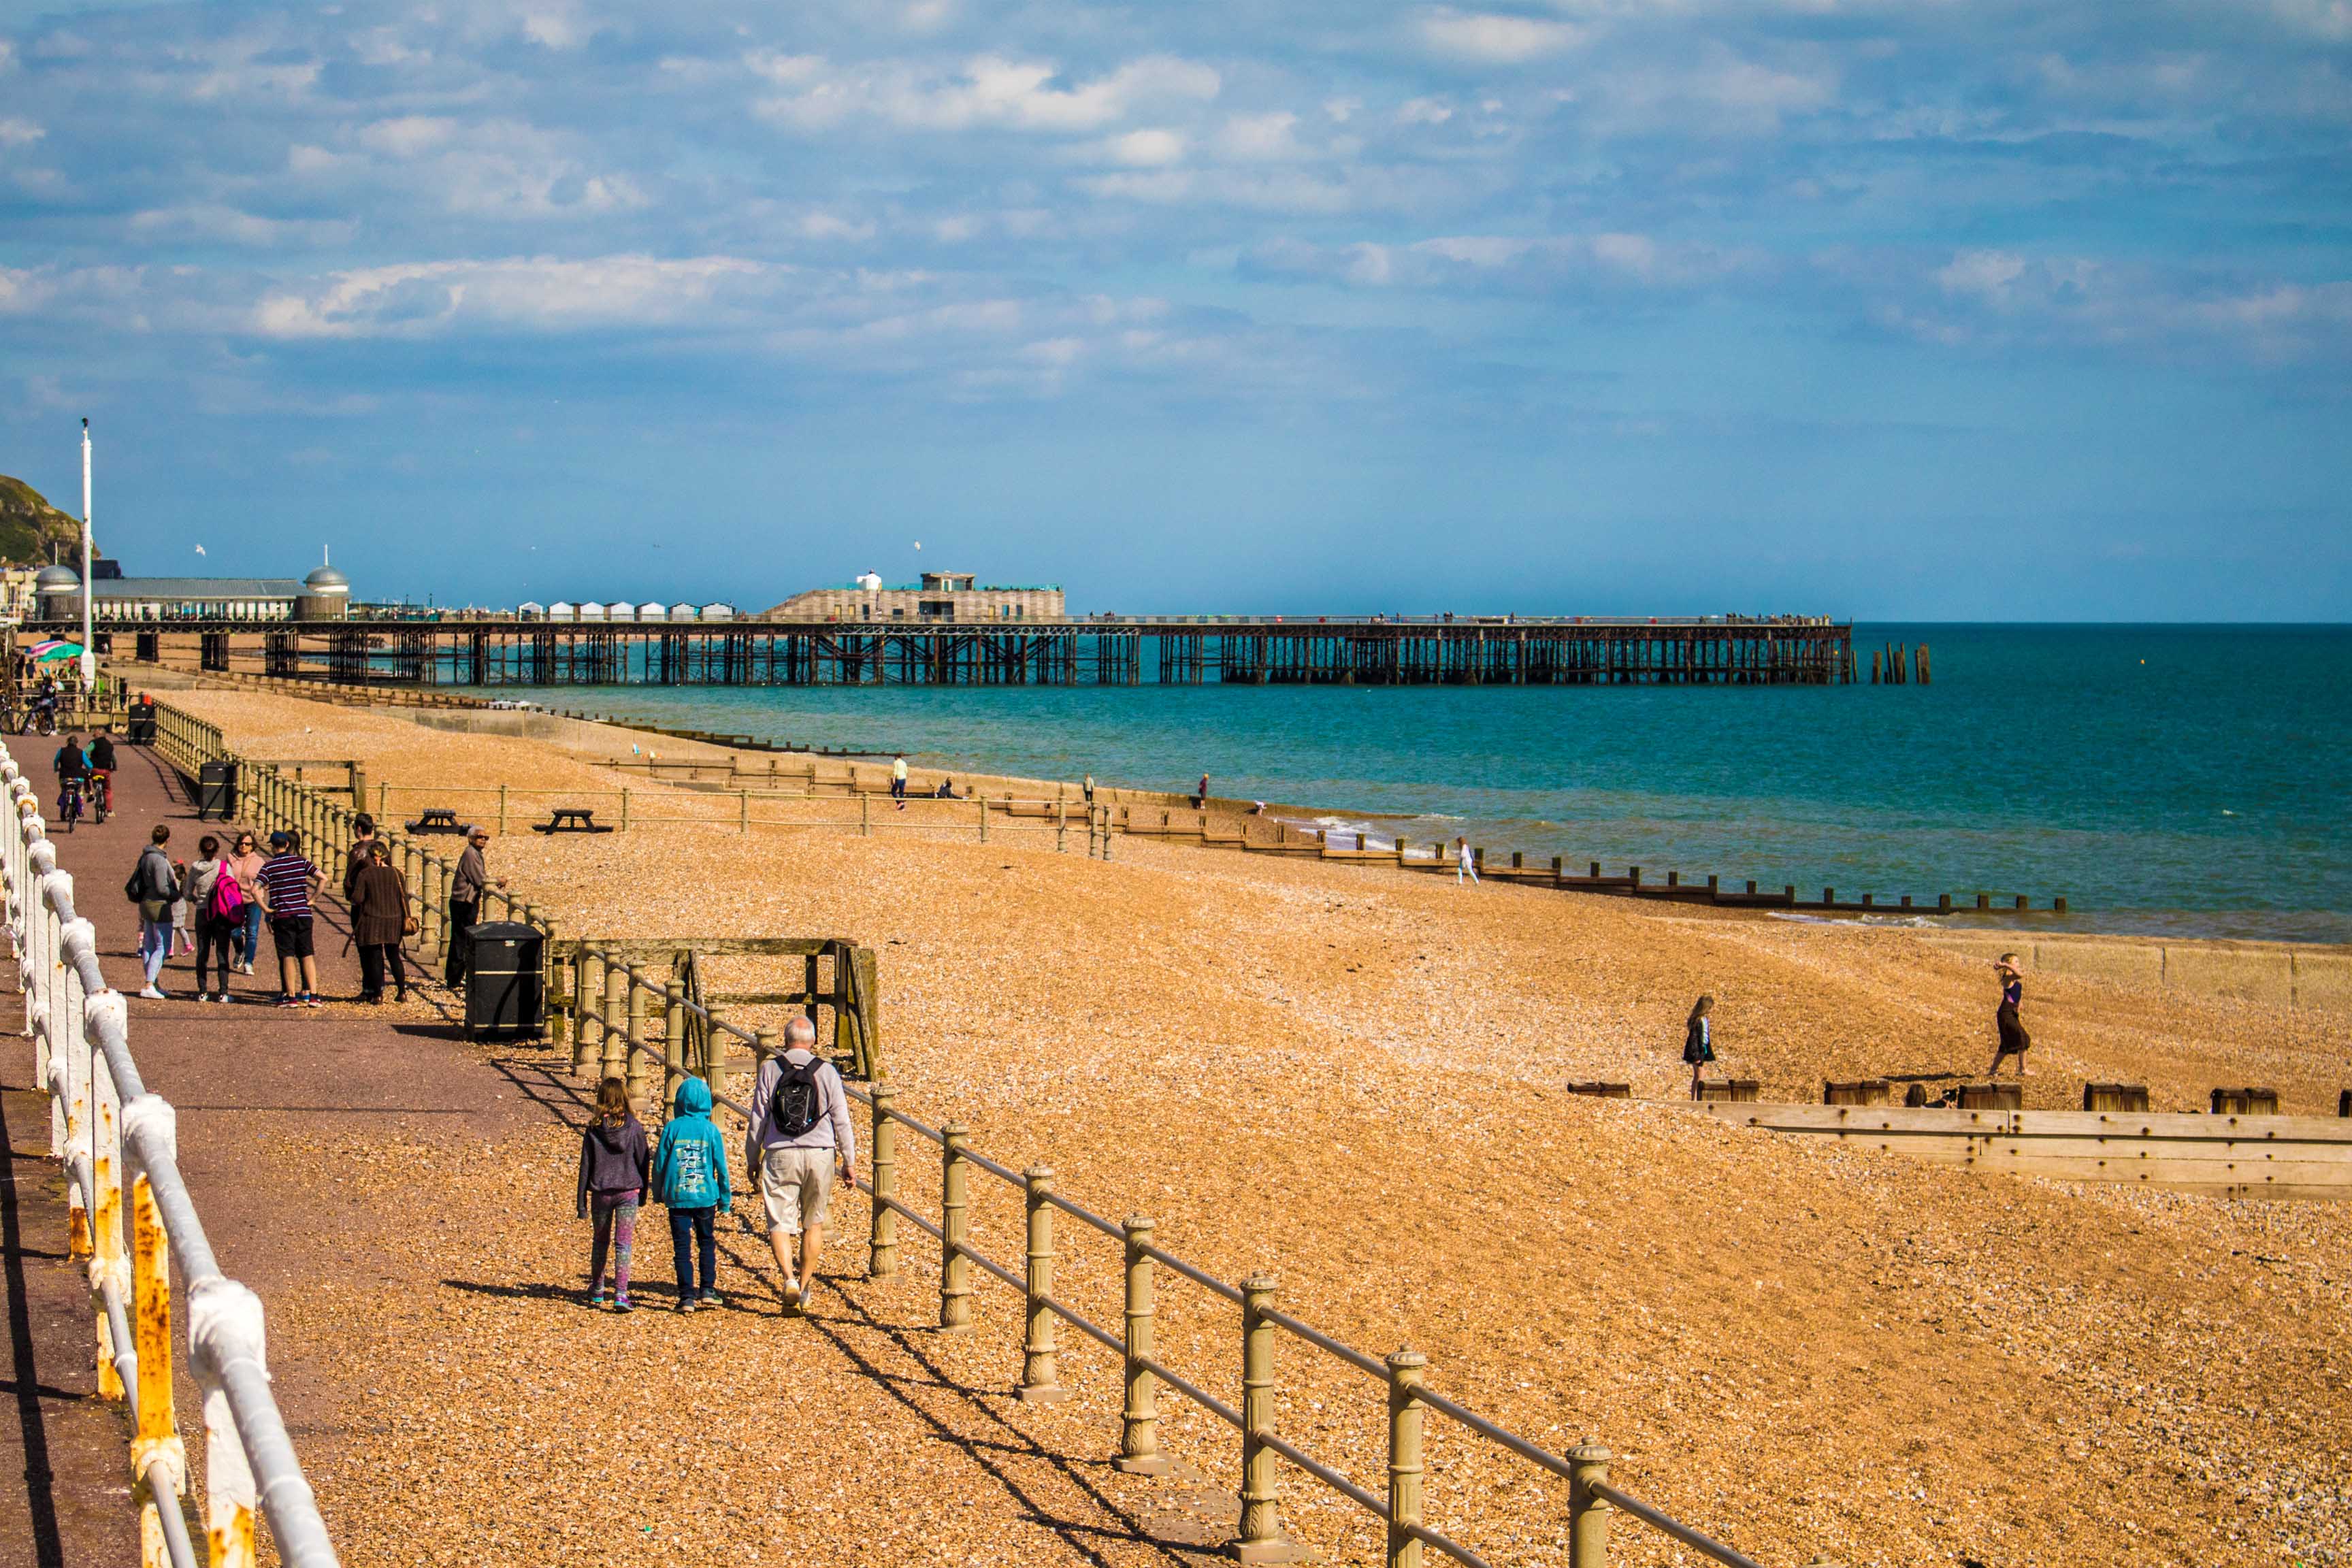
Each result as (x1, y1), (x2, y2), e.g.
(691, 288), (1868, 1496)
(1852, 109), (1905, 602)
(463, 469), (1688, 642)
(546, 601), (577, 622)
(637, 602), (668, 621)
(668, 603), (698, 623)
(517, 601), (546, 621)
(577, 601), (608, 622)
(700, 602), (737, 621)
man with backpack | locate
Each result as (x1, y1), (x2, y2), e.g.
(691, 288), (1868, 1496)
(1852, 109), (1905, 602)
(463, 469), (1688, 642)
(744, 1015), (855, 1313)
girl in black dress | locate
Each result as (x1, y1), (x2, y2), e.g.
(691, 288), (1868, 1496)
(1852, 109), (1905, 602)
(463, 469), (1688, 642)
(1684, 995), (1716, 1099)
(1987, 954), (2031, 1077)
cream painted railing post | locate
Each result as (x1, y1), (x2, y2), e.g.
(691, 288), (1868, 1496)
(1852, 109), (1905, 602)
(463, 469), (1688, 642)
(497, 783), (509, 836)
(1116, 1216), (1171, 1475)
(1569, 1444), (1612, 1568)
(125, 1098), (185, 1568)
(1387, 1350), (1428, 1568)
(867, 1084), (897, 1278)
(702, 1006), (730, 1099)
(191, 1280), (263, 1568)
(89, 979), (128, 1404)
(860, 793), (870, 836)
(1019, 1166), (1067, 1402)
(540, 918), (566, 1056)
(1056, 798), (1066, 852)
(939, 1122), (972, 1333)
(1235, 1274), (1294, 1564)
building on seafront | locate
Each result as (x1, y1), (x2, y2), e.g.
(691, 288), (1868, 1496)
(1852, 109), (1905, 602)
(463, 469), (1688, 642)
(764, 571), (1065, 623)
(31, 561), (353, 622)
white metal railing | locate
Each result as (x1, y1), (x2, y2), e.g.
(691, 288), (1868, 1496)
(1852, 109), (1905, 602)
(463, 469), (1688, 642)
(2, 742), (339, 1568)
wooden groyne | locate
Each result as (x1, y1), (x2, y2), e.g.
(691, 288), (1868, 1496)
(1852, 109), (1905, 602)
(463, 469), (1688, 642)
(85, 614), (1860, 687)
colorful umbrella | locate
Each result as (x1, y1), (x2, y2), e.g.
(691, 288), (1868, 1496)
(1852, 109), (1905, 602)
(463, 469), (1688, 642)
(30, 640), (84, 662)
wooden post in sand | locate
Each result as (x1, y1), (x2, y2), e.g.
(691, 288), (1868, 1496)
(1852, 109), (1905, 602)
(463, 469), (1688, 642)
(573, 949), (604, 1075)
(868, 1084), (898, 1279)
(662, 981), (685, 1098)
(624, 977), (651, 1108)
(497, 784), (508, 836)
(599, 962), (627, 1085)
(940, 1124), (973, 1333)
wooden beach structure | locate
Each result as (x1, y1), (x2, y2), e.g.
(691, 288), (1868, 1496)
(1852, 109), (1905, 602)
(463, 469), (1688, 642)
(67, 612), (1862, 687)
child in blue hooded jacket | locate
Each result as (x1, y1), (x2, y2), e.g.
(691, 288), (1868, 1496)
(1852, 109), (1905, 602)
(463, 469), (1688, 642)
(653, 1077), (732, 1311)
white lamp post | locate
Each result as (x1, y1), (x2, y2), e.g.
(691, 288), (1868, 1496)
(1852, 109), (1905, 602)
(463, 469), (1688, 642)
(80, 418), (96, 689)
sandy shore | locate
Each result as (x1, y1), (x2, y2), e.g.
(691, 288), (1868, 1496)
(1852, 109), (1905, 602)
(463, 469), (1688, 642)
(169, 686), (2352, 1567)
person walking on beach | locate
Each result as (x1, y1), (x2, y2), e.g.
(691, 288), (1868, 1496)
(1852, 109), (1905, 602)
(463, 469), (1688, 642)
(347, 840), (412, 1004)
(257, 830), (322, 1008)
(445, 826), (503, 988)
(188, 834), (237, 1003)
(1455, 836), (1478, 885)
(891, 753), (909, 809)
(746, 1015), (855, 1314)
(1195, 772), (1209, 809)
(653, 1077), (731, 1311)
(1082, 772), (1095, 806)
(225, 830), (266, 975)
(1684, 995), (1717, 1099)
(126, 825), (179, 1000)
(576, 1077), (649, 1312)
(1987, 953), (2031, 1078)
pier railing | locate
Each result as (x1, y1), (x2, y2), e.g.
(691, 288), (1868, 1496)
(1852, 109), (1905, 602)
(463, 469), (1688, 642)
(2, 740), (340, 1568)
(148, 700), (1793, 1568)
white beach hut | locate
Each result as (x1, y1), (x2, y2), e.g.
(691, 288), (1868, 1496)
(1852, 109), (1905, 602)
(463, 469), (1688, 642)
(577, 601), (609, 622)
(546, 601), (578, 622)
(637, 602), (668, 621)
(517, 601), (546, 621)
(700, 602), (737, 621)
(668, 603), (698, 622)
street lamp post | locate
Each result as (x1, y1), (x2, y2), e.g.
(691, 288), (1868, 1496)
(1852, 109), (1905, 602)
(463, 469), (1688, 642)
(80, 419), (95, 690)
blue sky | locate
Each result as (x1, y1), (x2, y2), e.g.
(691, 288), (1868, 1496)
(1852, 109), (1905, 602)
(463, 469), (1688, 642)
(1, 0), (2346, 617)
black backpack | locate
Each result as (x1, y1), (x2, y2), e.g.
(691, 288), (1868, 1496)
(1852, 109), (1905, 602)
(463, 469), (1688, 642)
(769, 1057), (826, 1139)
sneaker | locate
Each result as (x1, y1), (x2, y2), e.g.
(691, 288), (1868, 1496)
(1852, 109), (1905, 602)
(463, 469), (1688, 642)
(781, 1276), (803, 1311)
(588, 1291), (608, 1309)
(697, 1290), (720, 1309)
(613, 1296), (633, 1313)
(275, 996), (300, 1009)
(137, 985), (165, 1000)
(300, 994), (325, 1009)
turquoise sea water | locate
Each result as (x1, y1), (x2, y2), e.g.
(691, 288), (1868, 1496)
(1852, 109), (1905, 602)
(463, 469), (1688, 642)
(514, 625), (2352, 944)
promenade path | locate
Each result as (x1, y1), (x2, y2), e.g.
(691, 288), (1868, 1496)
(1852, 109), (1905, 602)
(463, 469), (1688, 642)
(4, 745), (1233, 1567)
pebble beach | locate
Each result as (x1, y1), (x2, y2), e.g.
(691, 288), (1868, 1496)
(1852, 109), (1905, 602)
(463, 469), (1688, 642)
(172, 686), (2352, 1567)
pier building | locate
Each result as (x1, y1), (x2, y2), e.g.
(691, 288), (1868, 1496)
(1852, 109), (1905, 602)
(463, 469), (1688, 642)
(766, 571), (1065, 623)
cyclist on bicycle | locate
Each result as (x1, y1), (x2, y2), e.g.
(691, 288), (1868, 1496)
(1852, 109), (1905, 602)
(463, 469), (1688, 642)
(53, 734), (88, 826)
(86, 732), (117, 819)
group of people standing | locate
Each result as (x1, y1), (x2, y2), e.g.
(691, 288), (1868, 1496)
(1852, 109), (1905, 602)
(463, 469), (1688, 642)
(574, 1015), (856, 1315)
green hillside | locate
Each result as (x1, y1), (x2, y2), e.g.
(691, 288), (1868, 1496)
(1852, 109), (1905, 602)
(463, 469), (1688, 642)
(0, 473), (80, 566)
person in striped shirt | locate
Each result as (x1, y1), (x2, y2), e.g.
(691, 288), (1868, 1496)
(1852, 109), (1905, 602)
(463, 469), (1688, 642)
(257, 830), (323, 1009)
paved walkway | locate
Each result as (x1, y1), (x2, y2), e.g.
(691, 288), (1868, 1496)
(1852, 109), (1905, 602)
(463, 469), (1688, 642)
(3, 742), (1230, 1567)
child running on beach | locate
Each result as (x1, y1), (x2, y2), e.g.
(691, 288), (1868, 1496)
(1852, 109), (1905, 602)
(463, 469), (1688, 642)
(1455, 836), (1478, 885)
(576, 1078), (649, 1311)
(653, 1077), (731, 1311)
(1684, 995), (1716, 1098)
(1986, 954), (2031, 1078)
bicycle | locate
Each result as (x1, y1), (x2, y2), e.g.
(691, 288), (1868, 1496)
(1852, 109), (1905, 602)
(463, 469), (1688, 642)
(90, 769), (111, 825)
(56, 776), (83, 834)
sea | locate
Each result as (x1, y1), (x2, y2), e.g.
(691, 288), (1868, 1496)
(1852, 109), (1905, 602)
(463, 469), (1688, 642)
(512, 625), (2352, 945)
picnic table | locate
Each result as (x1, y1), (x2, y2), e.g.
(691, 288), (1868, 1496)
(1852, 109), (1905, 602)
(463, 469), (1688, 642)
(532, 807), (614, 835)
(404, 808), (467, 834)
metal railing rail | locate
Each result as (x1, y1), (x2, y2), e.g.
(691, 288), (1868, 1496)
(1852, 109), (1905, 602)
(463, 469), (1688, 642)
(2, 740), (340, 1568)
(144, 699), (1782, 1568)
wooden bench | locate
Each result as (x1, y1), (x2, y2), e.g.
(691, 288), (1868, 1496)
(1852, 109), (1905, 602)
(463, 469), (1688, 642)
(532, 807), (615, 835)
(404, 808), (467, 834)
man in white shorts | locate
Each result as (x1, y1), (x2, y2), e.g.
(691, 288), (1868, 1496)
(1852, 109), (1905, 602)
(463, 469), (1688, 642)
(746, 1016), (857, 1311)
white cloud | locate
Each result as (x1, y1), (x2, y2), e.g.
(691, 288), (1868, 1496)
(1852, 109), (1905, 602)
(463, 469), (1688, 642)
(360, 116), (459, 157)
(752, 53), (1220, 134)
(1213, 112), (1305, 162)
(1421, 10), (1584, 64)
(287, 144), (342, 174)
(129, 204), (357, 248)
(1936, 249), (2030, 301)
(1099, 129), (1186, 167)
(1398, 97), (1456, 126)
(252, 255), (771, 339)
(0, 117), (42, 148)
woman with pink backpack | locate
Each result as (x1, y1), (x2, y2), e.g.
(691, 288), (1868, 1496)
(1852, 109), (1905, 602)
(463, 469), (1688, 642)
(191, 833), (246, 1002)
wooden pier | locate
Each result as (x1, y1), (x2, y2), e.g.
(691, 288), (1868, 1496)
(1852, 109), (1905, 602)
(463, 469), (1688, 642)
(73, 614), (1858, 688)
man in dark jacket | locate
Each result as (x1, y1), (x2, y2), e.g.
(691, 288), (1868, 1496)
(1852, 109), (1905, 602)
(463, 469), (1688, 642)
(444, 827), (503, 988)
(129, 826), (179, 1000)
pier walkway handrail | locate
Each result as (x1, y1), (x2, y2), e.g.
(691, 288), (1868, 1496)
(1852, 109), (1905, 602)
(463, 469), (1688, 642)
(2, 738), (341, 1568)
(147, 698), (1784, 1568)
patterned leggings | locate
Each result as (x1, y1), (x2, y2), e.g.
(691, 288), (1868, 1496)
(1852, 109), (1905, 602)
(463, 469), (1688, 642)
(589, 1194), (638, 1299)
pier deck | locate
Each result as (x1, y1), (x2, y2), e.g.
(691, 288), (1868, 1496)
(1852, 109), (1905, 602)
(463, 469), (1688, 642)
(62, 614), (1857, 687)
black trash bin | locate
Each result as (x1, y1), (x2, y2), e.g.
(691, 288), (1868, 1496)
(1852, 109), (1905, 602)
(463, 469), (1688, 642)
(196, 760), (238, 821)
(127, 699), (157, 745)
(463, 921), (545, 1041)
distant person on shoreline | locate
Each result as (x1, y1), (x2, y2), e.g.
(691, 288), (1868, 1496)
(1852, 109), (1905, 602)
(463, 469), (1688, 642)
(1987, 953), (2031, 1077)
(1684, 995), (1716, 1098)
(934, 778), (957, 799)
(1083, 773), (1095, 806)
(891, 753), (908, 809)
(1195, 773), (1209, 808)
(1455, 836), (1477, 885)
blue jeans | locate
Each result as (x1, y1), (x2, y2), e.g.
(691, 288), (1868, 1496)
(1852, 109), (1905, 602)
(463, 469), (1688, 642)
(236, 901), (263, 967)
(137, 919), (171, 987)
(668, 1207), (717, 1298)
